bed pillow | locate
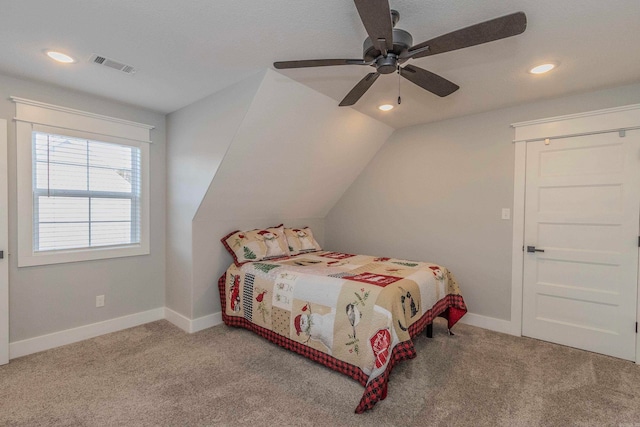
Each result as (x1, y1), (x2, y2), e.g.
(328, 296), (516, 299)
(222, 225), (290, 266)
(284, 227), (322, 255)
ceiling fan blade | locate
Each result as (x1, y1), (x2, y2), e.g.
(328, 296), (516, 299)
(274, 59), (369, 69)
(339, 72), (380, 106)
(400, 65), (459, 97)
(406, 12), (527, 60)
(354, 0), (394, 54)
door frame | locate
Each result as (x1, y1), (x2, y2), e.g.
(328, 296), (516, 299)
(1, 118), (8, 365)
(509, 104), (640, 364)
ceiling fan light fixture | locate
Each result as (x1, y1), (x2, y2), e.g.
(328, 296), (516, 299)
(529, 63), (557, 74)
(46, 51), (76, 63)
(378, 104), (394, 111)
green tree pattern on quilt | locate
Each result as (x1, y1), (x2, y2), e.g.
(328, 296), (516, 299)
(243, 246), (257, 260)
(253, 263), (279, 273)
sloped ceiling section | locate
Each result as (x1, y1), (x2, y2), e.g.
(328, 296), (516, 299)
(195, 69), (394, 221)
(190, 69), (393, 318)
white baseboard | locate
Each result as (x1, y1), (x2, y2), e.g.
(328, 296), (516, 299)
(458, 312), (517, 336)
(9, 307), (165, 360)
(191, 312), (223, 333)
(164, 307), (223, 333)
(164, 307), (192, 332)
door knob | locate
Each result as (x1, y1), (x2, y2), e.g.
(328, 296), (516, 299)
(526, 246), (544, 253)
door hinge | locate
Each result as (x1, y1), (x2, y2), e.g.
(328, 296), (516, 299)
(636, 322), (638, 334)
(0, 250), (3, 260)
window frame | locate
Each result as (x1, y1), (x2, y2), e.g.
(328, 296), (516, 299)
(13, 97), (152, 267)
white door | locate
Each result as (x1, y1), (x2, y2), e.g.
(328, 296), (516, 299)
(522, 130), (640, 361)
(0, 119), (8, 365)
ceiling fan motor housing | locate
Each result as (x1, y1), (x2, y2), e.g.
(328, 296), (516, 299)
(375, 55), (398, 74)
(363, 28), (413, 65)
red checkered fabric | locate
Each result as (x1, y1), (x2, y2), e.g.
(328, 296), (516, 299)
(407, 294), (468, 337)
(217, 273), (467, 413)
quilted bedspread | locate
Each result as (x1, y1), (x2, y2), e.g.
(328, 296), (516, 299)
(218, 251), (467, 413)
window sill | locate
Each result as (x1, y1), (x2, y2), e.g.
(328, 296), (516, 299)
(18, 244), (150, 267)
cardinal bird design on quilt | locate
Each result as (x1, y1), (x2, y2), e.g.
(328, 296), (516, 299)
(254, 288), (269, 323)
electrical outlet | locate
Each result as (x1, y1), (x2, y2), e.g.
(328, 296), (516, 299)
(501, 208), (511, 220)
(96, 295), (105, 307)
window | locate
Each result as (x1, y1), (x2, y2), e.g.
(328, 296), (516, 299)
(33, 132), (141, 252)
(13, 97), (152, 267)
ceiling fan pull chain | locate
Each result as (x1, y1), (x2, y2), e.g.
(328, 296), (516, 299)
(397, 66), (402, 105)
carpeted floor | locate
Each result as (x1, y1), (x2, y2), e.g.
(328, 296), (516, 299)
(1, 319), (639, 426)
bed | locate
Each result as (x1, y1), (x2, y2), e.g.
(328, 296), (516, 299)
(218, 226), (467, 413)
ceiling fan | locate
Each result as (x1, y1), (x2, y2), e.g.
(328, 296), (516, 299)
(274, 0), (527, 106)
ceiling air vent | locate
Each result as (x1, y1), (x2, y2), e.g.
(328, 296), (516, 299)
(89, 53), (136, 75)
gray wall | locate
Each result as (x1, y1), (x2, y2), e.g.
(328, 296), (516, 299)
(1, 73), (166, 342)
(325, 82), (640, 321)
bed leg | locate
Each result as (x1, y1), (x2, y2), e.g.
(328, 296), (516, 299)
(426, 323), (433, 338)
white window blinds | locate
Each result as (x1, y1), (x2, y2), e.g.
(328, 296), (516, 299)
(32, 131), (141, 252)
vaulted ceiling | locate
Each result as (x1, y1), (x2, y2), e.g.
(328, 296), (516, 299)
(1, 0), (638, 129)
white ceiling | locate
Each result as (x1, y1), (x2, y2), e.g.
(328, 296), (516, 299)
(1, 0), (638, 129)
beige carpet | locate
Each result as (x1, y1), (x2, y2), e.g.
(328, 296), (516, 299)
(1, 319), (639, 426)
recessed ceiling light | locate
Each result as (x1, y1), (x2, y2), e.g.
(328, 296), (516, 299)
(378, 104), (394, 111)
(529, 63), (557, 74)
(46, 51), (76, 63)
